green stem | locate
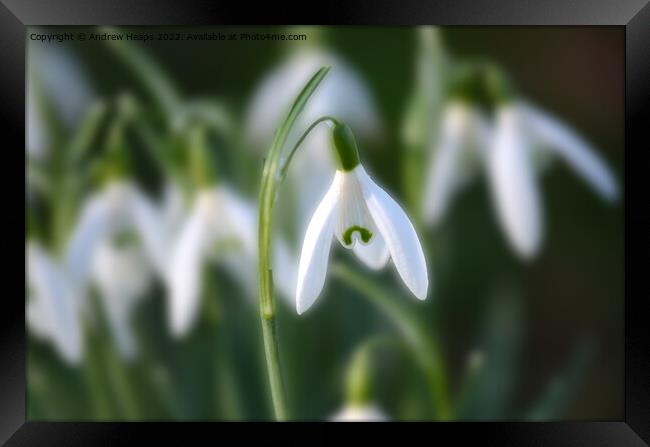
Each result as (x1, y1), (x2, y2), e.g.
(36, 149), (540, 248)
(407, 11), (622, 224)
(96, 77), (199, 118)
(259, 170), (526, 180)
(345, 335), (401, 406)
(204, 271), (244, 420)
(279, 115), (339, 180)
(331, 262), (452, 420)
(258, 66), (331, 421)
(104, 344), (140, 420)
(260, 318), (287, 420)
(83, 328), (114, 420)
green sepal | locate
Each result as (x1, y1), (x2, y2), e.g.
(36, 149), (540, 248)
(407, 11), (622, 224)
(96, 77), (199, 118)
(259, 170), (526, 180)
(331, 123), (361, 171)
(448, 61), (517, 113)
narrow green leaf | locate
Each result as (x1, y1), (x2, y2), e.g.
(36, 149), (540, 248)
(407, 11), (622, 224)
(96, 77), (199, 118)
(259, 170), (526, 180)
(102, 26), (180, 117)
(66, 100), (108, 165)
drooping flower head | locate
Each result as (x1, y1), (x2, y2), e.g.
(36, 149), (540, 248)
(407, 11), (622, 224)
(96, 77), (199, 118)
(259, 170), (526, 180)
(245, 46), (382, 241)
(63, 101), (167, 359)
(421, 62), (619, 258)
(296, 121), (429, 314)
(65, 179), (163, 359)
(166, 127), (296, 336)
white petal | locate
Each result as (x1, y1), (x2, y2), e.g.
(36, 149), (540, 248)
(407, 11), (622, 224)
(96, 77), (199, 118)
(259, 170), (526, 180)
(209, 186), (259, 298)
(296, 173), (340, 314)
(27, 243), (83, 364)
(92, 242), (152, 306)
(357, 167), (429, 300)
(213, 186), (257, 256)
(520, 102), (619, 201)
(91, 242), (152, 359)
(353, 231), (390, 270)
(26, 298), (52, 339)
(64, 193), (112, 288)
(161, 182), (186, 238)
(290, 124), (338, 239)
(488, 106), (543, 259)
(245, 51), (381, 150)
(423, 103), (472, 224)
(167, 206), (211, 336)
(101, 290), (138, 360)
(130, 188), (168, 277)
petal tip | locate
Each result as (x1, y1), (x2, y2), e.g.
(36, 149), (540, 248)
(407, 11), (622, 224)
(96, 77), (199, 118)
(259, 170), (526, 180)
(295, 295), (310, 315)
(414, 281), (429, 301)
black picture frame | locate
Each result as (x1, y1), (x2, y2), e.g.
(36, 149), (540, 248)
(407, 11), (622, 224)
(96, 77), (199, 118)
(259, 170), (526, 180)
(5, 0), (649, 444)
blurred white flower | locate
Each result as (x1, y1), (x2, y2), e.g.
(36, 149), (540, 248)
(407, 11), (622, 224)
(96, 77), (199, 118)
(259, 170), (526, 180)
(26, 243), (83, 365)
(423, 102), (490, 224)
(91, 241), (153, 360)
(245, 50), (381, 149)
(297, 164), (428, 315)
(423, 100), (619, 259)
(160, 182), (186, 240)
(66, 181), (166, 284)
(27, 42), (95, 159)
(329, 404), (389, 422)
(168, 185), (295, 336)
(245, 49), (382, 236)
(65, 180), (165, 358)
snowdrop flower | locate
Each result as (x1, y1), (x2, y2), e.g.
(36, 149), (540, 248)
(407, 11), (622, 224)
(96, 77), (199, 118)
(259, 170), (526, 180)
(422, 66), (619, 259)
(26, 243), (83, 365)
(245, 49), (380, 150)
(65, 180), (165, 357)
(66, 181), (166, 284)
(168, 185), (296, 336)
(296, 122), (428, 314)
(245, 48), (382, 235)
(487, 101), (618, 257)
(329, 404), (389, 422)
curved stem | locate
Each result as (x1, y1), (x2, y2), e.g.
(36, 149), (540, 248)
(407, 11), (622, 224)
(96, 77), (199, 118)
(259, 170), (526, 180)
(258, 66), (331, 421)
(279, 115), (340, 180)
(331, 262), (452, 420)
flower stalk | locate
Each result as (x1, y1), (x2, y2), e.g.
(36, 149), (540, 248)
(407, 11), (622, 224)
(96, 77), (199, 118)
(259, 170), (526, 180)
(332, 262), (451, 419)
(258, 66), (331, 420)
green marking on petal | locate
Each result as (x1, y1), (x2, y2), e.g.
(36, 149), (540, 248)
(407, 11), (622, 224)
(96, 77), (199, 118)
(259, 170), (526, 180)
(343, 226), (373, 246)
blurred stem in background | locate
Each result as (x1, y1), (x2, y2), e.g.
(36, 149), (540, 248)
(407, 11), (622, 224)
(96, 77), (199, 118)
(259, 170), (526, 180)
(331, 262), (452, 420)
(401, 27), (446, 220)
(257, 66), (331, 420)
(53, 101), (108, 251)
(204, 271), (245, 420)
(83, 324), (114, 419)
(344, 335), (403, 407)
